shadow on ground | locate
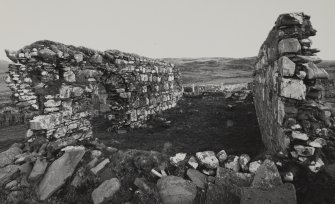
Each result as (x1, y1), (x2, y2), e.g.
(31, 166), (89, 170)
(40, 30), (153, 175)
(94, 93), (265, 157)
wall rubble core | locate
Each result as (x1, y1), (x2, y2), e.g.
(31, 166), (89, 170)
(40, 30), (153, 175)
(254, 12), (335, 173)
(5, 40), (183, 148)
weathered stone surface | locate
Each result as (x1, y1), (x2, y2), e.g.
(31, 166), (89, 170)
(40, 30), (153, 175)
(217, 149), (228, 163)
(0, 165), (19, 186)
(91, 158), (110, 174)
(293, 145), (315, 156)
(291, 131), (308, 141)
(278, 38), (301, 55)
(249, 160), (262, 173)
(38, 146), (86, 201)
(187, 156), (198, 169)
(0, 146), (22, 167)
(252, 159), (282, 190)
(91, 178), (121, 204)
(186, 169), (207, 189)
(30, 113), (62, 130)
(303, 62), (328, 79)
(280, 78), (306, 100)
(216, 167), (253, 197)
(224, 155), (240, 172)
(196, 151), (219, 169)
(157, 176), (197, 204)
(29, 157), (48, 181)
(239, 154), (251, 171)
(278, 56), (295, 76)
(241, 183), (297, 204)
(170, 153), (187, 166)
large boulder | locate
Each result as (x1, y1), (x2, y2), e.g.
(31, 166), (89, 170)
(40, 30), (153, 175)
(157, 176), (197, 204)
(91, 178), (121, 204)
(0, 165), (20, 186)
(29, 157), (48, 181)
(186, 169), (207, 189)
(252, 159), (282, 190)
(37, 146), (86, 201)
(0, 146), (22, 167)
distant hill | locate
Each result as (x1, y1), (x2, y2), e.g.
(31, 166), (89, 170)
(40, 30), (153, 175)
(164, 57), (257, 85)
(0, 60), (9, 73)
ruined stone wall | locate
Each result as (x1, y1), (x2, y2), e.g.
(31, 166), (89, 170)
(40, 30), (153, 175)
(5, 40), (182, 148)
(254, 13), (335, 172)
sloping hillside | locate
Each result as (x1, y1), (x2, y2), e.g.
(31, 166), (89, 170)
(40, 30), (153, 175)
(164, 57), (257, 86)
(0, 60), (9, 73)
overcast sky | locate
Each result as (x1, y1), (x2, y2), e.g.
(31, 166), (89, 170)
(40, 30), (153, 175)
(0, 0), (334, 60)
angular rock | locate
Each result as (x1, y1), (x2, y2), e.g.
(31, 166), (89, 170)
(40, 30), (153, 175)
(157, 176), (197, 204)
(252, 159), (282, 190)
(217, 149), (228, 163)
(278, 38), (301, 55)
(280, 78), (306, 100)
(278, 56), (295, 76)
(29, 157), (48, 181)
(30, 113), (62, 130)
(216, 167), (253, 197)
(224, 155), (240, 172)
(0, 146), (22, 167)
(187, 156), (198, 169)
(91, 158), (110, 175)
(303, 62), (328, 79)
(308, 158), (324, 173)
(38, 146), (86, 201)
(91, 178), (121, 204)
(186, 169), (207, 189)
(0, 165), (19, 186)
(295, 55), (322, 64)
(291, 131), (308, 141)
(293, 145), (315, 156)
(196, 151), (219, 169)
(170, 153), (187, 166)
(249, 160), (262, 173)
(241, 183), (296, 204)
(239, 154), (251, 171)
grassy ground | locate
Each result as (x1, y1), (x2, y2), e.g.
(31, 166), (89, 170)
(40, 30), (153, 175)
(0, 93), (265, 157)
(94, 93), (264, 157)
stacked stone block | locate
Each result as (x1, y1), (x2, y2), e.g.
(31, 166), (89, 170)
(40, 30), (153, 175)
(5, 40), (182, 146)
(254, 13), (334, 173)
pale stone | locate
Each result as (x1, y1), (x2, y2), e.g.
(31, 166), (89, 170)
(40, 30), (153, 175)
(278, 38), (301, 55)
(0, 146), (22, 167)
(224, 155), (240, 172)
(239, 154), (251, 171)
(278, 56), (295, 76)
(280, 78), (306, 100)
(187, 156), (198, 169)
(196, 151), (219, 169)
(284, 172), (294, 181)
(30, 113), (62, 130)
(294, 145), (315, 156)
(308, 158), (324, 173)
(291, 131), (308, 141)
(249, 160), (262, 173)
(170, 153), (187, 166)
(91, 178), (121, 204)
(29, 157), (48, 181)
(217, 149), (228, 163)
(252, 159), (282, 190)
(63, 71), (76, 82)
(44, 99), (61, 107)
(38, 146), (86, 200)
(91, 158), (110, 175)
(308, 138), (326, 148)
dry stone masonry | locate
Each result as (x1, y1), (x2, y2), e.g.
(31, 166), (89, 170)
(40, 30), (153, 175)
(5, 40), (182, 147)
(254, 12), (335, 175)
